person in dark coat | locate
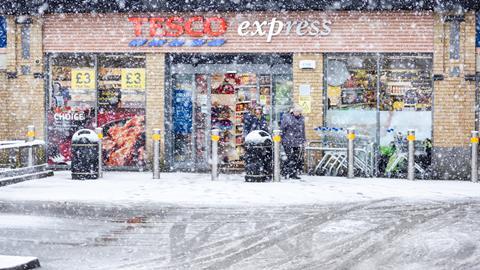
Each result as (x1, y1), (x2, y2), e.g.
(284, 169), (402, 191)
(281, 105), (306, 179)
(243, 105), (268, 137)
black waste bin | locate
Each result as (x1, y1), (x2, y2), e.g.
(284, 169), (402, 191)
(71, 129), (99, 180)
(244, 130), (273, 182)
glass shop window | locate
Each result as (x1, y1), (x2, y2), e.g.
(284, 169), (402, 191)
(326, 55), (377, 110)
(273, 74), (293, 129)
(47, 54), (96, 165)
(379, 55), (433, 112)
(97, 55), (146, 168)
(377, 54), (433, 175)
(325, 54), (378, 139)
(450, 20), (460, 60)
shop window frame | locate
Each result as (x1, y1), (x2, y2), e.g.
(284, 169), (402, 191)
(45, 52), (147, 171)
(449, 20), (461, 60)
(323, 52), (434, 176)
(20, 24), (30, 59)
(165, 53), (293, 171)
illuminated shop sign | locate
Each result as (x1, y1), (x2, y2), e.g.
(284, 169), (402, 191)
(237, 18), (332, 42)
(128, 15), (332, 47)
(128, 16), (227, 47)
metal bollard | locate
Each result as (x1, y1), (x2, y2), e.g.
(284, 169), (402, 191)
(346, 128), (355, 179)
(273, 130), (281, 182)
(471, 131), (479, 183)
(211, 129), (220, 181)
(95, 127), (103, 178)
(407, 129), (415, 181)
(26, 125), (35, 167)
(152, 128), (161, 179)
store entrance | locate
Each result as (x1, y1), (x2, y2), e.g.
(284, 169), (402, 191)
(167, 54), (293, 172)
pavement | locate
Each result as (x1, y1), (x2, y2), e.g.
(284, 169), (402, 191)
(1, 171), (480, 207)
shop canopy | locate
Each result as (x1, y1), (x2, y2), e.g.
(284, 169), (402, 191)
(2, 0), (480, 15)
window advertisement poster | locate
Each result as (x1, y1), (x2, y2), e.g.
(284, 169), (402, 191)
(121, 68), (146, 90)
(0, 16), (6, 48)
(173, 89), (193, 134)
(97, 65), (146, 168)
(299, 96), (312, 114)
(71, 69), (96, 90)
(47, 66), (96, 165)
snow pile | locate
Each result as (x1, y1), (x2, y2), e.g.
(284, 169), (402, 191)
(0, 171), (479, 207)
(0, 255), (40, 269)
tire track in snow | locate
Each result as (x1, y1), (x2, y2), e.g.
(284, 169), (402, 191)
(294, 201), (471, 270)
(104, 206), (316, 269)
(180, 199), (393, 269)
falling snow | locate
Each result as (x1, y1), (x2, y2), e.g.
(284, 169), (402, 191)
(1, 0), (480, 269)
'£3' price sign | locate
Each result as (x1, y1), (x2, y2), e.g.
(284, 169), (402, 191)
(121, 68), (146, 90)
(71, 69), (96, 90)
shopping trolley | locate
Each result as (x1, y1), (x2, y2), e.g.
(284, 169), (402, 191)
(306, 127), (375, 177)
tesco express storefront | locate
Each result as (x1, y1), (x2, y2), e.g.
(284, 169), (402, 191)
(42, 11), (435, 175)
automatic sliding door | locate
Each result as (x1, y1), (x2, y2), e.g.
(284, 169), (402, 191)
(172, 74), (194, 169)
(211, 73), (237, 165)
(194, 74), (210, 170)
(171, 73), (211, 170)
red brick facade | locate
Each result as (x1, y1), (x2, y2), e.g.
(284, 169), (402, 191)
(43, 11), (434, 53)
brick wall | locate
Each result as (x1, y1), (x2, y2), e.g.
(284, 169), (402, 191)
(433, 12), (476, 147)
(43, 11), (434, 53)
(0, 16), (15, 140)
(145, 53), (166, 168)
(0, 16), (45, 140)
(292, 53), (323, 141)
(432, 11), (477, 179)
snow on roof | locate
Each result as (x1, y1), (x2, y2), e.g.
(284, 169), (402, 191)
(4, 0), (480, 15)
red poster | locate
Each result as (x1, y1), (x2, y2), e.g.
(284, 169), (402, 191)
(97, 108), (146, 167)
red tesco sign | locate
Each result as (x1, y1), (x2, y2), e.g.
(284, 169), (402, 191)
(128, 16), (228, 37)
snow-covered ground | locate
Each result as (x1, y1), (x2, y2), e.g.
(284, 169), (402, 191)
(2, 172), (480, 269)
(2, 200), (480, 269)
(0, 171), (479, 207)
